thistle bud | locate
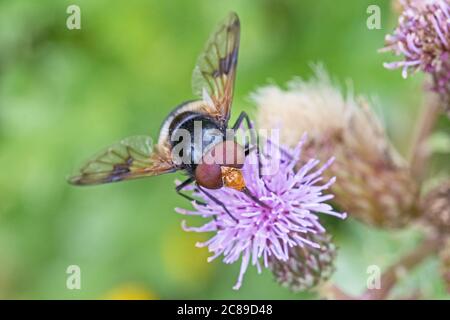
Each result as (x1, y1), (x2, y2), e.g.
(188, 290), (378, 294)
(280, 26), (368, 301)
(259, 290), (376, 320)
(422, 180), (450, 233)
(268, 233), (337, 292)
(253, 68), (419, 228)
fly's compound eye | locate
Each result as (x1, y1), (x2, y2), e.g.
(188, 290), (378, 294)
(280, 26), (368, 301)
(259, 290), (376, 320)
(202, 141), (245, 168)
(195, 163), (223, 189)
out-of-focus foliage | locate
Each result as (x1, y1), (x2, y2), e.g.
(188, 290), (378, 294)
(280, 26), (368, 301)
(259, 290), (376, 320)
(0, 0), (448, 299)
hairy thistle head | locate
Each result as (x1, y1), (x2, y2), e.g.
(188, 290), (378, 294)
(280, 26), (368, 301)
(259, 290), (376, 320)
(253, 68), (419, 228)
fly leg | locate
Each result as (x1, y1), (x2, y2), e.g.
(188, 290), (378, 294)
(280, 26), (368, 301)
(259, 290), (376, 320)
(197, 185), (238, 223)
(176, 177), (206, 206)
(231, 111), (262, 178)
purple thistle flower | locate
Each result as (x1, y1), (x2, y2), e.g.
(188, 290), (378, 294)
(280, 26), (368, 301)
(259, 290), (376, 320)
(382, 0), (450, 97)
(176, 136), (346, 290)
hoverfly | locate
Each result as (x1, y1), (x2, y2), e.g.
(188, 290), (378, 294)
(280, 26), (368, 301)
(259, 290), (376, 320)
(68, 12), (267, 221)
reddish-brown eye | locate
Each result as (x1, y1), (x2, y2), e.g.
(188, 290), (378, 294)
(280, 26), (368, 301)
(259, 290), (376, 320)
(202, 141), (245, 168)
(195, 163), (223, 189)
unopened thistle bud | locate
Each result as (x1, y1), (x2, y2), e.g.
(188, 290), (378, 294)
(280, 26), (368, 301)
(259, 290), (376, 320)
(253, 68), (419, 228)
(268, 232), (337, 292)
(421, 180), (450, 232)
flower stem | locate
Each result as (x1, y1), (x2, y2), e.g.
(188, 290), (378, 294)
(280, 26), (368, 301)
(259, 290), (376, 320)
(360, 235), (441, 300)
(327, 235), (442, 300)
(323, 284), (357, 300)
(409, 91), (441, 183)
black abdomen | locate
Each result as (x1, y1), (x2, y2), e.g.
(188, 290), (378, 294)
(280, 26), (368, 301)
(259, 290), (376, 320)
(168, 111), (224, 169)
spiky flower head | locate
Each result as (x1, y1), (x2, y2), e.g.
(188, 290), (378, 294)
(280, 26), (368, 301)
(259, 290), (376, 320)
(176, 137), (346, 290)
(382, 0), (450, 113)
(268, 232), (337, 292)
(253, 68), (419, 228)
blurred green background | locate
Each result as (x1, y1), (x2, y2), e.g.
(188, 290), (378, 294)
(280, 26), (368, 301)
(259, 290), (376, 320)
(0, 0), (448, 299)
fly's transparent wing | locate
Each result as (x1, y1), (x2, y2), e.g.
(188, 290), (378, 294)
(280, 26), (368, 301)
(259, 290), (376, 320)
(192, 12), (240, 125)
(68, 136), (176, 185)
